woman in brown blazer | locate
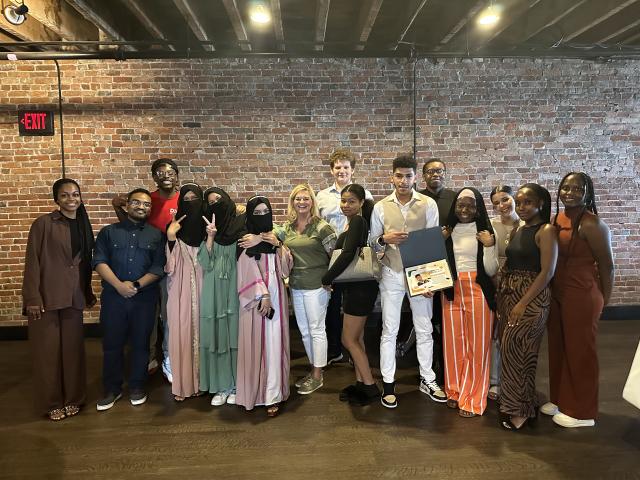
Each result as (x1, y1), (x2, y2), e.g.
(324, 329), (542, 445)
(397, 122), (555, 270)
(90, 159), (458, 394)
(22, 178), (96, 421)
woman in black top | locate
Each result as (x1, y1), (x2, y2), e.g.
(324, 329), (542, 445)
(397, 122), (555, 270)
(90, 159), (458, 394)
(497, 183), (558, 430)
(322, 184), (379, 405)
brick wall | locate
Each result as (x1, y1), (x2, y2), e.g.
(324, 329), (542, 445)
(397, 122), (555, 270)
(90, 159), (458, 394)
(0, 57), (638, 326)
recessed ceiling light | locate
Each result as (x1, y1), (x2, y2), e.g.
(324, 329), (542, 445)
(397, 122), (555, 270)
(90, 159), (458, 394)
(477, 5), (500, 27)
(249, 3), (271, 25)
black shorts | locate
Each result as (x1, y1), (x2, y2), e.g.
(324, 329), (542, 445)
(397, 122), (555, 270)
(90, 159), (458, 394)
(342, 280), (379, 317)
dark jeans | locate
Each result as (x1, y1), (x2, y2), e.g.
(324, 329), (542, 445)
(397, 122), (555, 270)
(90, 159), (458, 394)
(100, 288), (158, 395)
(325, 283), (345, 357)
(431, 293), (444, 385)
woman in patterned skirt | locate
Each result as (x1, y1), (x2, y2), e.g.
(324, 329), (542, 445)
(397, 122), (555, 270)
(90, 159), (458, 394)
(497, 183), (558, 430)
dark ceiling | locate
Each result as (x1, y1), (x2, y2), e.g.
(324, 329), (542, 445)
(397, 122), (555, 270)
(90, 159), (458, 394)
(1, 0), (640, 58)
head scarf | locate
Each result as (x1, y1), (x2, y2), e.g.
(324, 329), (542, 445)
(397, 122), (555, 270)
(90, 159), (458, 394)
(203, 187), (247, 246)
(244, 196), (276, 259)
(174, 183), (205, 247)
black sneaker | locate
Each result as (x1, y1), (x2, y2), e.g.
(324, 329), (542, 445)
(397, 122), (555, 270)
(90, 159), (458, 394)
(327, 352), (344, 365)
(381, 381), (397, 409)
(419, 377), (447, 403)
(97, 392), (122, 411)
(130, 390), (147, 406)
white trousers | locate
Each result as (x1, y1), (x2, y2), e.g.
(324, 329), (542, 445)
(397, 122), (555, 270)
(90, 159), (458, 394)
(291, 287), (330, 368)
(379, 266), (435, 384)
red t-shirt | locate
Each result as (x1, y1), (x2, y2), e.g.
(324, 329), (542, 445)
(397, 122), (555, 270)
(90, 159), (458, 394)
(147, 190), (179, 234)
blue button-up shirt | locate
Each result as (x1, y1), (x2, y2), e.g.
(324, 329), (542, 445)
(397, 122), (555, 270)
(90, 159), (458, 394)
(92, 218), (166, 294)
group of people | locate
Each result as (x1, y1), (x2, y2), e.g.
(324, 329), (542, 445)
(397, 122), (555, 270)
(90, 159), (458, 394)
(22, 149), (614, 431)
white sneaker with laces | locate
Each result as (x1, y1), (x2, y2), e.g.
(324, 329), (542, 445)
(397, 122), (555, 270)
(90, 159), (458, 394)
(419, 378), (447, 403)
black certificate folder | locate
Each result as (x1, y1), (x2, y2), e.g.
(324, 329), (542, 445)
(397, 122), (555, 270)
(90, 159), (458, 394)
(398, 227), (454, 296)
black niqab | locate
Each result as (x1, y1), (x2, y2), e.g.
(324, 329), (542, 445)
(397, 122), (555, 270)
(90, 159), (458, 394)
(244, 196), (276, 259)
(175, 183), (205, 247)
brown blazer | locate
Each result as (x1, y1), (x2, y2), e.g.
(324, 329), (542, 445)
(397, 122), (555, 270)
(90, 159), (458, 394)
(22, 210), (95, 314)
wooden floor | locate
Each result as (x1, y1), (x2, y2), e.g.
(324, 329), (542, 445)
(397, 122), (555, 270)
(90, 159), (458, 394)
(0, 320), (639, 480)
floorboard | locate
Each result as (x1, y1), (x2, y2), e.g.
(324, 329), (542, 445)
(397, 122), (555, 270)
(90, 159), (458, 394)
(0, 320), (639, 479)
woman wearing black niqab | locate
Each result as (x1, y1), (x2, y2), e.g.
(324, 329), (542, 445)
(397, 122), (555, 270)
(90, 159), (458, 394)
(165, 183), (205, 401)
(198, 187), (244, 407)
(236, 195), (293, 416)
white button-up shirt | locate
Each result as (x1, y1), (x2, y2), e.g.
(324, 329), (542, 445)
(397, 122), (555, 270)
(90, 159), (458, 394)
(316, 183), (374, 234)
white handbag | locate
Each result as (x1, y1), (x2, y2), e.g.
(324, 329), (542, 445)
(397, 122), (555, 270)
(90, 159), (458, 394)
(622, 339), (640, 410)
(329, 246), (381, 283)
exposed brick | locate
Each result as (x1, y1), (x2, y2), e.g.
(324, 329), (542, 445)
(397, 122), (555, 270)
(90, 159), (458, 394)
(0, 57), (638, 326)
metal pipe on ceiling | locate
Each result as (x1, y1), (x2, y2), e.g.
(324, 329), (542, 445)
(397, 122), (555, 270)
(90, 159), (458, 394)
(2, 50), (639, 61)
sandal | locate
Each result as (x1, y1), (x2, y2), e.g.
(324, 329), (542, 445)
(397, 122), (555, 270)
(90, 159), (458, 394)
(488, 385), (500, 401)
(458, 409), (477, 418)
(266, 404), (280, 417)
(64, 405), (80, 417)
(446, 399), (458, 409)
(174, 395), (185, 402)
(48, 408), (66, 421)
(501, 416), (526, 430)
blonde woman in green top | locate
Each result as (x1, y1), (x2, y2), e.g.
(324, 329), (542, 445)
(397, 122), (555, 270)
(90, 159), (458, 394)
(278, 184), (337, 395)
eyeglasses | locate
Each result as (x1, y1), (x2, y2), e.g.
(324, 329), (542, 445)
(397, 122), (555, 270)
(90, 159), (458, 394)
(155, 170), (177, 178)
(129, 199), (152, 208)
(424, 168), (445, 176)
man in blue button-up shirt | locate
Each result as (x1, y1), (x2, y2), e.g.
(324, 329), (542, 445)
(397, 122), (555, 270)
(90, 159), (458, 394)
(92, 188), (166, 411)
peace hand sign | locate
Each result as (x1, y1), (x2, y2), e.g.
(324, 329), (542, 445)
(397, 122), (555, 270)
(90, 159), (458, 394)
(202, 215), (217, 237)
(167, 213), (186, 241)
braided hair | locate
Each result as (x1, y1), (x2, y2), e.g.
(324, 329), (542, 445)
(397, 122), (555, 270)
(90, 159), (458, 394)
(554, 172), (598, 227)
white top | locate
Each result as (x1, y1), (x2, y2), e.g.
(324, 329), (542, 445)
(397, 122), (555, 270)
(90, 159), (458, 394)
(369, 190), (439, 250)
(490, 216), (524, 268)
(316, 183), (374, 234)
(451, 222), (499, 276)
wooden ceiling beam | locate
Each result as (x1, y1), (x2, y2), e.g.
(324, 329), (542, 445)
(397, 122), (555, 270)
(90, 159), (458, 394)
(65, 0), (135, 50)
(391, 0), (427, 51)
(0, 12), (59, 43)
(621, 29), (640, 44)
(515, 0), (589, 45)
(269, 0), (284, 52)
(221, 0), (251, 52)
(562, 0), (640, 42)
(314, 0), (330, 52)
(596, 18), (640, 43)
(171, 0), (214, 51)
(433, 0), (484, 51)
(120, 0), (175, 51)
(173, 0), (215, 52)
(354, 0), (383, 51)
(23, 0), (97, 41)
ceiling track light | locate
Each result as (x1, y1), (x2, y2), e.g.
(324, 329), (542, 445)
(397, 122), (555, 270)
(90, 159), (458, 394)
(477, 3), (500, 28)
(2, 1), (29, 26)
(249, 2), (271, 25)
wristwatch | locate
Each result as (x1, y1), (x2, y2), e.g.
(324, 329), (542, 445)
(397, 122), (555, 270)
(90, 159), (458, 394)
(133, 281), (141, 289)
(377, 235), (386, 247)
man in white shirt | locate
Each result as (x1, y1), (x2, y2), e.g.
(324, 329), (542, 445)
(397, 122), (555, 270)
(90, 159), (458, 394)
(369, 155), (447, 409)
(316, 148), (373, 364)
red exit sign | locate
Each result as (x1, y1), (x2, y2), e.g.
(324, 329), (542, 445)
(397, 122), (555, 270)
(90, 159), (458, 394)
(18, 110), (55, 136)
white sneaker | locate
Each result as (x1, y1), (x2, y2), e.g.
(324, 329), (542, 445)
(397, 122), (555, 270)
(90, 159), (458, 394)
(552, 412), (595, 428)
(540, 402), (559, 416)
(211, 392), (229, 406)
(226, 393), (237, 405)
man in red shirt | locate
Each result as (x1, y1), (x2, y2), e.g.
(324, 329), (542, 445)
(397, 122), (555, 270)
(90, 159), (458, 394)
(112, 159), (179, 382)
